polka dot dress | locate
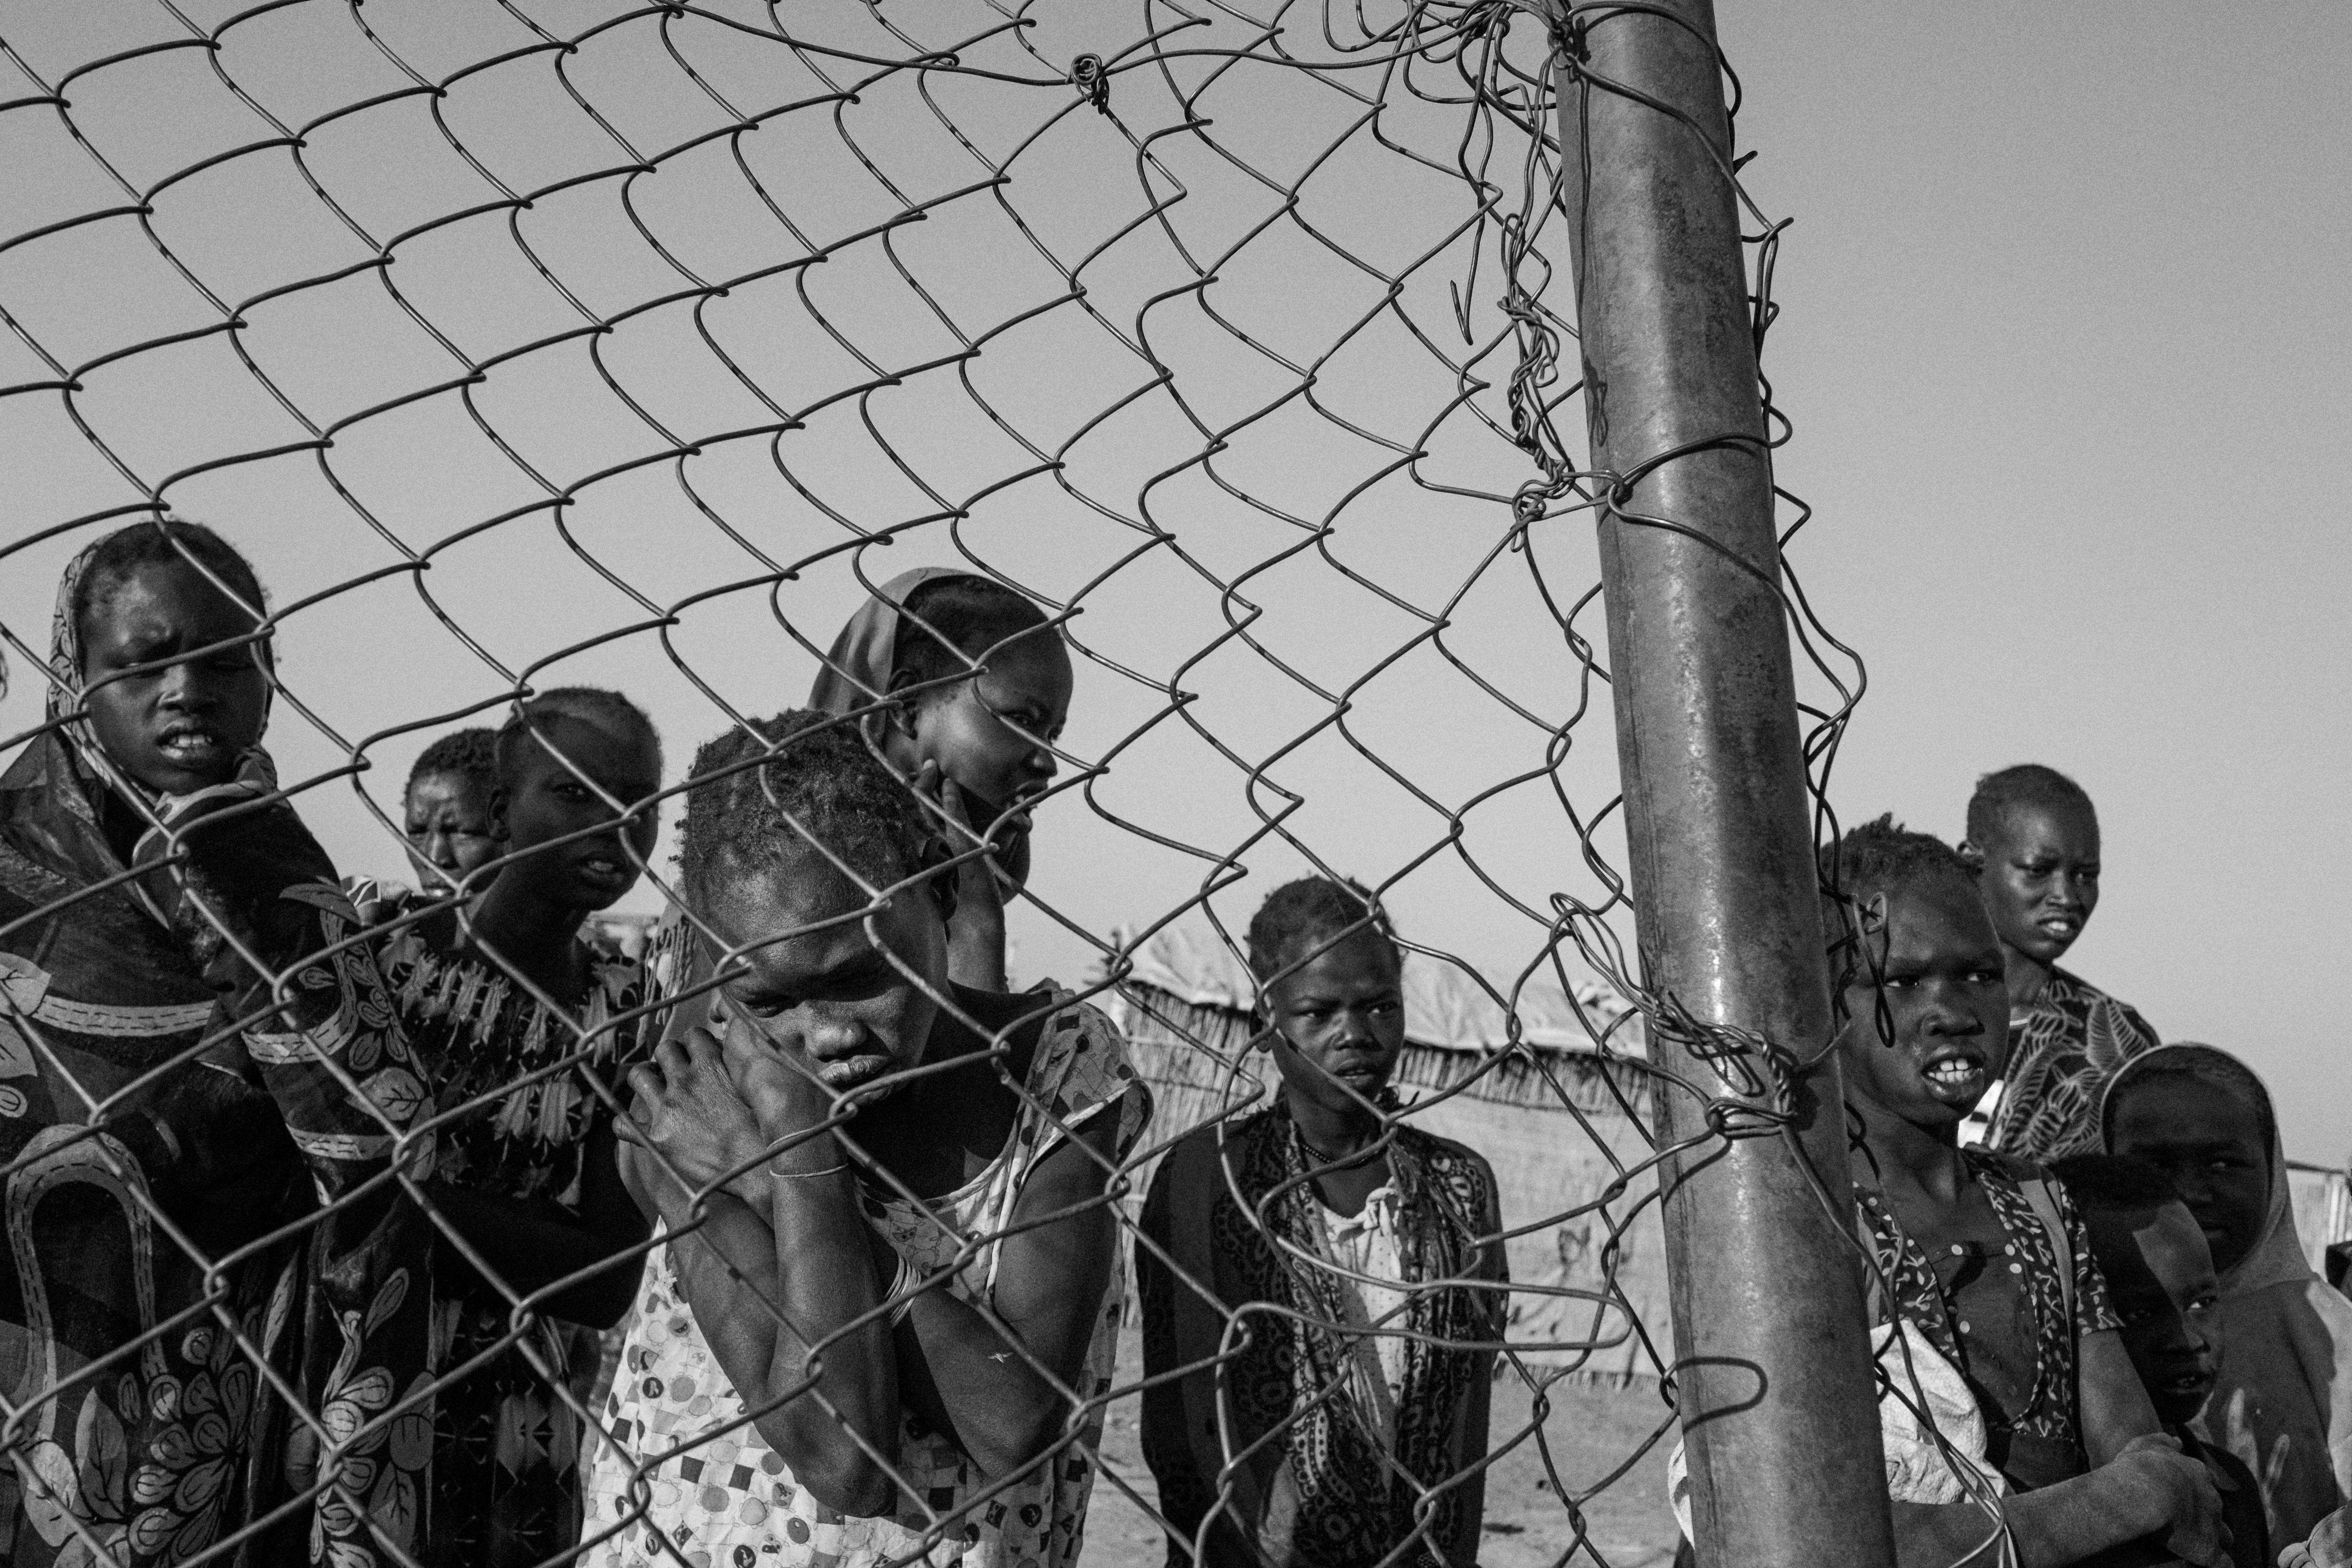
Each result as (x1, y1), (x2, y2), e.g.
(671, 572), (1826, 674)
(581, 996), (1149, 1568)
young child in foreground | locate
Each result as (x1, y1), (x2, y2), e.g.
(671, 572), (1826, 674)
(1826, 817), (2223, 1567)
(1962, 764), (2159, 1162)
(2101, 1044), (2352, 1555)
(582, 710), (1149, 1568)
(364, 690), (665, 1568)
(2050, 1154), (2269, 1568)
(1137, 877), (1506, 1568)
(402, 724), (502, 893)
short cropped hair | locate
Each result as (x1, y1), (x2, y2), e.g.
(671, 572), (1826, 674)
(1246, 875), (1399, 985)
(73, 519), (267, 646)
(495, 687), (661, 786)
(677, 710), (934, 909)
(1819, 813), (1973, 918)
(407, 728), (498, 799)
(895, 575), (1057, 696)
(1965, 764), (2095, 847)
(2049, 1153), (2182, 1219)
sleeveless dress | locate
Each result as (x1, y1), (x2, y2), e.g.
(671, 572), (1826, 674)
(358, 883), (653, 1568)
(582, 995), (1149, 1568)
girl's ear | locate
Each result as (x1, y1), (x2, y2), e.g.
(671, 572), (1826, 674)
(487, 785), (512, 842)
(1956, 840), (1985, 875)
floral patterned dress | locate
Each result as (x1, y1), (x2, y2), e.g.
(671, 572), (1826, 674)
(0, 735), (436, 1568)
(581, 995), (1149, 1568)
(365, 889), (652, 1568)
(1985, 967), (2160, 1164)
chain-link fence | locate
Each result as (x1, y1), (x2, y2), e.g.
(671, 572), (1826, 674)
(0, 2), (1869, 1565)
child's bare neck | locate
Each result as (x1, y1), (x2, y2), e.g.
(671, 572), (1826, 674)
(1851, 1095), (1967, 1201)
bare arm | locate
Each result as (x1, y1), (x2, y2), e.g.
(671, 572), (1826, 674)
(891, 1110), (1123, 1479)
(2078, 1327), (2165, 1465)
(620, 1032), (904, 1517)
(1887, 1435), (2225, 1568)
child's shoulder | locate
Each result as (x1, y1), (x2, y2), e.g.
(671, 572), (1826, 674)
(1962, 1143), (2051, 1191)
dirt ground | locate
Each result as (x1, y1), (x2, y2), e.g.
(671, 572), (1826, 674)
(1081, 1328), (1683, 1567)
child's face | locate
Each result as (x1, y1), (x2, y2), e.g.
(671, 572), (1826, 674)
(404, 770), (501, 890)
(497, 714), (660, 913)
(1973, 798), (2100, 967)
(1261, 927), (1406, 1123)
(80, 560), (270, 795)
(702, 841), (949, 1102)
(907, 629), (1072, 823)
(2097, 1200), (2221, 1428)
(2110, 1077), (2272, 1276)
(1834, 875), (2011, 1130)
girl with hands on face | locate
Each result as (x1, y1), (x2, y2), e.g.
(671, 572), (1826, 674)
(586, 711), (1149, 1568)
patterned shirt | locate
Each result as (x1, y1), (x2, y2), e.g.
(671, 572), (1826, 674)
(1987, 967), (2160, 1163)
(1855, 1149), (2119, 1455)
(583, 995), (1150, 1568)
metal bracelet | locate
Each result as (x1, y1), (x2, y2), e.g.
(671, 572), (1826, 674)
(769, 1159), (850, 1180)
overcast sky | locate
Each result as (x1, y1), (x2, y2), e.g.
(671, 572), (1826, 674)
(3, 0), (2343, 1158)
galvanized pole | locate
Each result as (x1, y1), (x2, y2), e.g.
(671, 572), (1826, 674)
(1555, 4), (1896, 1565)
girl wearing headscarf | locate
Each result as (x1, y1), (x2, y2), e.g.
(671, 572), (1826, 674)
(804, 566), (1072, 991)
(640, 566), (1071, 1048)
(0, 521), (435, 1568)
(2103, 1043), (2352, 1551)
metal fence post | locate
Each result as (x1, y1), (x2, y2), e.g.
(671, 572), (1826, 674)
(1554, 4), (1898, 1564)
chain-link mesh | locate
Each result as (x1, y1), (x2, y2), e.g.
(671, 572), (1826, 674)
(0, 3), (1874, 1565)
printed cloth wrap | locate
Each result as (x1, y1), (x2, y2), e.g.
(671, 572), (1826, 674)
(1986, 965), (2160, 1164)
(582, 993), (1149, 1568)
(0, 537), (435, 1568)
(355, 880), (654, 1568)
(1138, 1105), (1506, 1568)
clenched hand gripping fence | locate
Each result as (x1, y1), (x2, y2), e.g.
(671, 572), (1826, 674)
(0, 1), (1973, 1564)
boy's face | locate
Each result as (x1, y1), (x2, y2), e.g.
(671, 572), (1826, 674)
(702, 842), (949, 1103)
(2110, 1077), (2272, 1276)
(404, 770), (501, 890)
(1262, 927), (1406, 1123)
(497, 714), (661, 912)
(1835, 875), (2012, 1131)
(2098, 1200), (2222, 1427)
(1973, 798), (2100, 967)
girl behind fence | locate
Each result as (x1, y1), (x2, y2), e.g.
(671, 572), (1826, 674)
(808, 567), (1073, 991)
(0, 519), (433, 1568)
(1138, 876), (1506, 1568)
(584, 709), (1147, 1568)
(2103, 1044), (2352, 1555)
(1828, 815), (2223, 1567)
(359, 688), (663, 1568)
(403, 725), (502, 897)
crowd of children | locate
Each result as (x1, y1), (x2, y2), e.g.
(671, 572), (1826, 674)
(0, 514), (2344, 1568)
